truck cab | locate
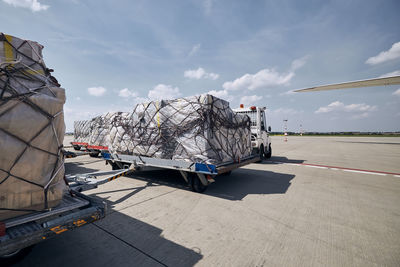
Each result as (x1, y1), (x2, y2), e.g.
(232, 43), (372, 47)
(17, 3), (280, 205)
(233, 105), (272, 159)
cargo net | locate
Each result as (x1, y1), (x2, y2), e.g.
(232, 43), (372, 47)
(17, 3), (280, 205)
(0, 33), (67, 219)
(75, 95), (252, 165)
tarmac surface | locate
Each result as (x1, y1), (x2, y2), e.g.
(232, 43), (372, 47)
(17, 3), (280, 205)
(15, 136), (400, 267)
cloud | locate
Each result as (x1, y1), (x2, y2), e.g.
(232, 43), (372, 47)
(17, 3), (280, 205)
(88, 86), (106, 97)
(184, 67), (219, 80)
(315, 101), (377, 119)
(280, 90), (296, 96)
(393, 88), (400, 96)
(188, 43), (201, 56)
(148, 84), (181, 100)
(290, 55), (310, 71)
(222, 56), (308, 91)
(2, 0), (49, 12)
(366, 42), (400, 65)
(208, 89), (228, 98)
(223, 69), (294, 91)
(379, 70), (400, 78)
(239, 95), (263, 106)
(118, 88), (138, 98)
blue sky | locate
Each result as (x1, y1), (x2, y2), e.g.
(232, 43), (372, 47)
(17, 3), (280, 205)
(2, 0), (400, 132)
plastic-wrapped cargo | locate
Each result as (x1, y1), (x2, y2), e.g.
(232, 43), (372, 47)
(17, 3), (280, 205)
(0, 33), (67, 220)
(75, 94), (252, 164)
(73, 119), (92, 143)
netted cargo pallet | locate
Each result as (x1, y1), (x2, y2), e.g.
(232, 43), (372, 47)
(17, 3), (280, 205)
(0, 33), (67, 220)
(74, 95), (252, 164)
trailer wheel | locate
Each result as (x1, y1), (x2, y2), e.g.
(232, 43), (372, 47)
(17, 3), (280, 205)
(265, 144), (272, 159)
(89, 151), (100, 157)
(73, 145), (81, 151)
(0, 245), (34, 265)
(189, 174), (208, 193)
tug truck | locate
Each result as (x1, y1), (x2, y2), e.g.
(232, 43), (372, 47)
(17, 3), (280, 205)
(233, 105), (272, 159)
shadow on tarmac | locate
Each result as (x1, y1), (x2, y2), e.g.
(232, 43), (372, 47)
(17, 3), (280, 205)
(15, 207), (203, 267)
(65, 161), (102, 174)
(15, 163), (203, 267)
(117, 166), (296, 201)
(263, 156), (305, 164)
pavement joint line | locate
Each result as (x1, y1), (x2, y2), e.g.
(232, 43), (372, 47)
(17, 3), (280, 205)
(109, 189), (178, 215)
(265, 161), (400, 177)
(92, 223), (168, 267)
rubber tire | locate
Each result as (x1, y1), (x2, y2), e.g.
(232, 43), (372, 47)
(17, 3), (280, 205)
(111, 162), (120, 170)
(258, 144), (265, 162)
(189, 174), (208, 193)
(73, 145), (81, 151)
(89, 152), (100, 158)
(0, 245), (34, 266)
(265, 144), (272, 159)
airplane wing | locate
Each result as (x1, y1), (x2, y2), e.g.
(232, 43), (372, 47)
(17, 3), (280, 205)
(295, 75), (400, 92)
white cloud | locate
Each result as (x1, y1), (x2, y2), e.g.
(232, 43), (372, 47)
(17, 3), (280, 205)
(188, 43), (201, 56)
(290, 55), (309, 71)
(208, 89), (228, 98)
(184, 67), (219, 80)
(148, 84), (181, 100)
(393, 88), (400, 96)
(280, 90), (296, 96)
(222, 56), (308, 91)
(88, 86), (106, 97)
(315, 101), (377, 118)
(379, 70), (400, 78)
(239, 95), (263, 106)
(366, 42), (400, 65)
(118, 88), (138, 98)
(76, 96), (81, 101)
(223, 69), (294, 91)
(2, 0), (49, 12)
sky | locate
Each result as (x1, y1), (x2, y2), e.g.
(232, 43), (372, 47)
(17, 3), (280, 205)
(1, 0), (400, 132)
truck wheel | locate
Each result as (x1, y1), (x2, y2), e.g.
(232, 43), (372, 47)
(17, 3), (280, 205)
(73, 145), (81, 151)
(265, 144), (272, 159)
(0, 245), (34, 265)
(190, 174), (208, 193)
(259, 144), (265, 161)
(89, 151), (100, 157)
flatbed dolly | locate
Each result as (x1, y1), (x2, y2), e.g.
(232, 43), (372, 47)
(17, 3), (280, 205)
(103, 152), (261, 193)
(0, 168), (132, 263)
(70, 142), (109, 158)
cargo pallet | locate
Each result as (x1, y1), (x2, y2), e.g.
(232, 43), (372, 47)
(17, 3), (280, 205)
(0, 168), (132, 263)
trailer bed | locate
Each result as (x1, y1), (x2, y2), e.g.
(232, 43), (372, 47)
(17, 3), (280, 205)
(0, 192), (106, 256)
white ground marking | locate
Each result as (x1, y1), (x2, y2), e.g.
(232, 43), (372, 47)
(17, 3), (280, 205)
(304, 165), (328, 169)
(342, 169), (387, 176)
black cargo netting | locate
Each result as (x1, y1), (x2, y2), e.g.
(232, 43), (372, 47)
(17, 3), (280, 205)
(0, 33), (66, 217)
(75, 95), (252, 164)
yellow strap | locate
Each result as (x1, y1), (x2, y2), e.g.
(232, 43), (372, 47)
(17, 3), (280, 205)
(156, 101), (160, 128)
(4, 34), (13, 62)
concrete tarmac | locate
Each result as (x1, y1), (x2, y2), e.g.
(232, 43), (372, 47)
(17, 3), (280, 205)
(15, 136), (400, 267)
